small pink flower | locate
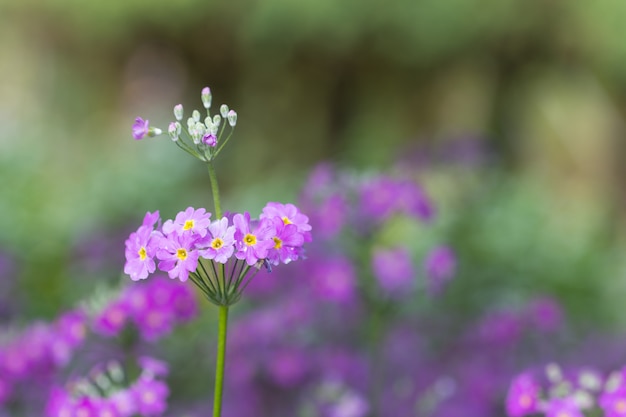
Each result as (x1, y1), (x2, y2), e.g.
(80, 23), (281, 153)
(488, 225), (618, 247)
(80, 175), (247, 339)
(132, 117), (150, 140)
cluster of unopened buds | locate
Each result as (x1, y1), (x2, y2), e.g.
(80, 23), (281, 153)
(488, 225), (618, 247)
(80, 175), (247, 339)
(132, 87), (237, 162)
(124, 203), (311, 306)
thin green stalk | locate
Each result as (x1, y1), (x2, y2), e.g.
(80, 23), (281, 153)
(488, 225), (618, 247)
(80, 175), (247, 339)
(212, 305), (229, 417)
(207, 162), (222, 218)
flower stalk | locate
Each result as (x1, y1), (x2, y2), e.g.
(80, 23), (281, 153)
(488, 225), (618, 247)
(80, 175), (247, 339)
(127, 86), (312, 417)
(212, 305), (229, 417)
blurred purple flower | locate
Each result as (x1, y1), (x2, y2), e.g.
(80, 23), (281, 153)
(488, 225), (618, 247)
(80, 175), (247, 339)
(310, 193), (348, 240)
(310, 257), (357, 304)
(267, 347), (310, 388)
(424, 246), (456, 294)
(526, 296), (563, 333)
(505, 373), (540, 417)
(93, 300), (129, 337)
(371, 247), (414, 294)
(360, 176), (434, 223)
(599, 384), (626, 417)
(132, 377), (169, 416)
(475, 310), (523, 348)
(544, 397), (583, 417)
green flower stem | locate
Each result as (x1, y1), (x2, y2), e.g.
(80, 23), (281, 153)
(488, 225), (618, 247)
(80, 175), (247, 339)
(207, 162), (222, 219)
(212, 305), (229, 417)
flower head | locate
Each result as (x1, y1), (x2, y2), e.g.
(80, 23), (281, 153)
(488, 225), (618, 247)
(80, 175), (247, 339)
(132, 117), (150, 140)
(506, 373), (540, 417)
(266, 217), (304, 266)
(198, 217), (236, 263)
(261, 202), (312, 242)
(124, 211), (161, 281)
(156, 232), (200, 282)
(162, 207), (211, 238)
(234, 212), (276, 266)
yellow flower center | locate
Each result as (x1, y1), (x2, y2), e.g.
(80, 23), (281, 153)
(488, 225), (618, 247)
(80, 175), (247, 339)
(211, 238), (224, 249)
(183, 220), (195, 230)
(273, 237), (283, 249)
(282, 216), (292, 225)
(244, 233), (257, 246)
(176, 248), (188, 261)
(138, 246), (147, 261)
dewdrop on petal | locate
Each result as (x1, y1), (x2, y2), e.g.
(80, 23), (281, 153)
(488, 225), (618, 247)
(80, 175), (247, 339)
(201, 87), (212, 109)
(220, 104), (229, 118)
(173, 104), (184, 121)
(227, 110), (237, 127)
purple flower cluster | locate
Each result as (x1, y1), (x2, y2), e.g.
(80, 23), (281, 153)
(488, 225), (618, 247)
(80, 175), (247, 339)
(505, 363), (626, 417)
(297, 162), (451, 299)
(124, 203), (310, 305)
(93, 276), (197, 341)
(0, 310), (87, 408)
(46, 357), (170, 417)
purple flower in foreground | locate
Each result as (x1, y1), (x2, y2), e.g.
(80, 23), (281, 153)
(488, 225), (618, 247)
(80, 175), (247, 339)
(266, 217), (304, 266)
(156, 232), (199, 282)
(124, 211), (161, 281)
(506, 373), (540, 417)
(371, 247), (414, 294)
(544, 397), (583, 417)
(132, 117), (150, 140)
(261, 202), (312, 241)
(162, 207), (211, 238)
(234, 212), (276, 266)
(198, 217), (236, 263)
(132, 377), (169, 416)
(600, 385), (626, 417)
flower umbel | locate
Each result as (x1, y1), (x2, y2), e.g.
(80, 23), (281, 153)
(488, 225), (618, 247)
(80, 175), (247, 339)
(124, 205), (310, 306)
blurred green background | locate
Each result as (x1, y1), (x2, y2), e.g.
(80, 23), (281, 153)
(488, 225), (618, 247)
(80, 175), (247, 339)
(1, 0), (625, 332)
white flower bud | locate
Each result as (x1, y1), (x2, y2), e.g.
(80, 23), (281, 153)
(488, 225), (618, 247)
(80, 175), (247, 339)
(227, 110), (237, 127)
(201, 87), (212, 109)
(194, 122), (206, 137)
(213, 114), (221, 127)
(148, 127), (162, 137)
(187, 117), (195, 129)
(192, 110), (201, 122)
(168, 122), (179, 141)
(173, 104), (183, 121)
(220, 104), (229, 118)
